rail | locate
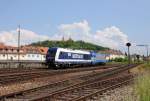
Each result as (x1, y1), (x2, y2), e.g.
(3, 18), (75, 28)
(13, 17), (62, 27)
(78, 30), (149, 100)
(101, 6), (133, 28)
(0, 64), (139, 101)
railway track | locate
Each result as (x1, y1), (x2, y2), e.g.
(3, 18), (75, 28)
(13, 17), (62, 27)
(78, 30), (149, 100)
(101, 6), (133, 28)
(0, 64), (121, 85)
(43, 74), (133, 101)
(0, 64), (139, 101)
(0, 64), (119, 74)
(72, 75), (134, 101)
(0, 68), (44, 74)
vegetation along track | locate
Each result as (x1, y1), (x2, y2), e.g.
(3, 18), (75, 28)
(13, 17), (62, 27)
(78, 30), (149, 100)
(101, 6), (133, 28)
(0, 64), (139, 101)
(0, 64), (121, 85)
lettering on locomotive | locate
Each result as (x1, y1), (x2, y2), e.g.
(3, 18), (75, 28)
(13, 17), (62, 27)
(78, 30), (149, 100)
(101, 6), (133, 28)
(72, 54), (83, 59)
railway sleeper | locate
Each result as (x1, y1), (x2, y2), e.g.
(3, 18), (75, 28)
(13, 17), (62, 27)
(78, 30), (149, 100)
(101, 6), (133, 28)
(1, 65), (138, 101)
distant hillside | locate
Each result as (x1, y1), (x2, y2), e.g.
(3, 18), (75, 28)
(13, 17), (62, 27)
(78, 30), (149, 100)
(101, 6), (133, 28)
(30, 39), (109, 51)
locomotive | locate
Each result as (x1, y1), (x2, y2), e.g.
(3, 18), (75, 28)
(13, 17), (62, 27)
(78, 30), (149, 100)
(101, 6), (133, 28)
(46, 47), (107, 68)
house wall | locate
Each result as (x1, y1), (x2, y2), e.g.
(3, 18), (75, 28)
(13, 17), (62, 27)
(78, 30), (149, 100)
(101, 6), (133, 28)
(0, 54), (7, 60)
(0, 53), (46, 61)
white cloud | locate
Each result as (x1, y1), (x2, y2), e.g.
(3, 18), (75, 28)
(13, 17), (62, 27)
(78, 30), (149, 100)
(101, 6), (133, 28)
(59, 20), (90, 35)
(0, 20), (129, 50)
(0, 29), (50, 46)
(94, 26), (128, 48)
(55, 20), (129, 49)
(53, 20), (91, 40)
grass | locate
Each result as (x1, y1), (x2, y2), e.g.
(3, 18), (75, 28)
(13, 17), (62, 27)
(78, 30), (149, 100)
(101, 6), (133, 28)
(107, 60), (146, 65)
(133, 63), (150, 101)
(106, 61), (128, 65)
(139, 62), (150, 69)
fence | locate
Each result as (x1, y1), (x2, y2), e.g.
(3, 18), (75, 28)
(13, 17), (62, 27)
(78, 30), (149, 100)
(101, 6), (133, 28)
(0, 60), (48, 68)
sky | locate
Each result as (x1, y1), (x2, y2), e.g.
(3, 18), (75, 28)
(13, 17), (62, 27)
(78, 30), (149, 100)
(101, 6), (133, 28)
(0, 0), (150, 55)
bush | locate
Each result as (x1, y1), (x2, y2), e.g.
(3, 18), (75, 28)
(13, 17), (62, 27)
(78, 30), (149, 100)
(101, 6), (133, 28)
(111, 57), (128, 62)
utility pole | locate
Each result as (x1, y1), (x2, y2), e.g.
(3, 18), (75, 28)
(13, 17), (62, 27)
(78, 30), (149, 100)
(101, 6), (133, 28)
(126, 43), (131, 65)
(18, 25), (20, 67)
(136, 44), (149, 64)
(146, 45), (149, 63)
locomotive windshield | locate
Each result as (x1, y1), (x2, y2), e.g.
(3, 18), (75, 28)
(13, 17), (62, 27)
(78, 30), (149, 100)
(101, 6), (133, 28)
(47, 48), (57, 57)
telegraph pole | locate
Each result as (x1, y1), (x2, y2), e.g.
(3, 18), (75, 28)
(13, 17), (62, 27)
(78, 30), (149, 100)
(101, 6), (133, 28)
(18, 25), (20, 67)
(146, 45), (149, 63)
(126, 43), (131, 65)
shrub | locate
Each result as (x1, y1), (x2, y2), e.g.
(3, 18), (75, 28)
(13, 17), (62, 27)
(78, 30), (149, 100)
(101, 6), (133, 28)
(111, 57), (128, 62)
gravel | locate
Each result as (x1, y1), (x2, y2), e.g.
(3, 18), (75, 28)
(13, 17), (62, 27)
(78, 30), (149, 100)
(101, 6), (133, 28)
(0, 70), (100, 96)
(0, 69), (140, 101)
(94, 85), (139, 101)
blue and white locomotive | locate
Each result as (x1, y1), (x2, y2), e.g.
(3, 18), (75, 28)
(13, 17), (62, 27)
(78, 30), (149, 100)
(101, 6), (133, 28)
(91, 52), (107, 65)
(46, 47), (107, 68)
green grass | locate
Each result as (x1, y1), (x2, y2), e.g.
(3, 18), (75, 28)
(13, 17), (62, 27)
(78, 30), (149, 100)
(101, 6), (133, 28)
(140, 63), (150, 69)
(134, 63), (150, 72)
(106, 61), (128, 65)
(133, 63), (150, 101)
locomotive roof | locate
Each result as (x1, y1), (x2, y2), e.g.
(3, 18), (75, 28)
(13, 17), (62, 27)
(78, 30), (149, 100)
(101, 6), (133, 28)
(49, 47), (90, 54)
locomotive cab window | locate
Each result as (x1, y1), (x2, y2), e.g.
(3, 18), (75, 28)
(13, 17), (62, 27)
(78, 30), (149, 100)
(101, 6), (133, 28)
(48, 48), (57, 57)
(59, 52), (69, 59)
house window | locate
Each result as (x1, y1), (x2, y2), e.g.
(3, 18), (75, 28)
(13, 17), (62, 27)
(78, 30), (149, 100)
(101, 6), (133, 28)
(32, 55), (34, 57)
(5, 49), (8, 52)
(37, 55), (39, 57)
(17, 49), (19, 52)
(28, 54), (30, 57)
(10, 57), (13, 60)
(3, 54), (5, 57)
(43, 56), (46, 58)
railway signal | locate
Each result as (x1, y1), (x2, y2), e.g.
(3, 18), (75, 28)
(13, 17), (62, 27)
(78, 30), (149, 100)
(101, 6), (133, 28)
(126, 42), (131, 65)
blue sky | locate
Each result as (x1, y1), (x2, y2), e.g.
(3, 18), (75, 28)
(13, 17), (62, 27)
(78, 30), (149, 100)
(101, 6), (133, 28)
(0, 0), (150, 54)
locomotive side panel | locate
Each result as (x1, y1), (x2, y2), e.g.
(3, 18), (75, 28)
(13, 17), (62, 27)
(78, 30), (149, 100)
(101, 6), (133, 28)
(55, 48), (92, 66)
(46, 48), (92, 68)
(91, 52), (107, 65)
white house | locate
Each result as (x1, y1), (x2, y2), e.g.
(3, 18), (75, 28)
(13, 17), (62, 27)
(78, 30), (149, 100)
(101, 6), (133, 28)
(0, 43), (48, 61)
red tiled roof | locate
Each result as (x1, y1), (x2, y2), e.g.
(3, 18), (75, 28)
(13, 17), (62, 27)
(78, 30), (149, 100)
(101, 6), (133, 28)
(21, 46), (48, 54)
(0, 43), (5, 49)
(99, 49), (124, 55)
(0, 44), (48, 55)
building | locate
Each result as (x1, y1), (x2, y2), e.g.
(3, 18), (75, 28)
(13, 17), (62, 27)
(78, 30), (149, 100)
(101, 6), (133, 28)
(0, 43), (48, 61)
(131, 54), (144, 62)
(99, 49), (125, 60)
